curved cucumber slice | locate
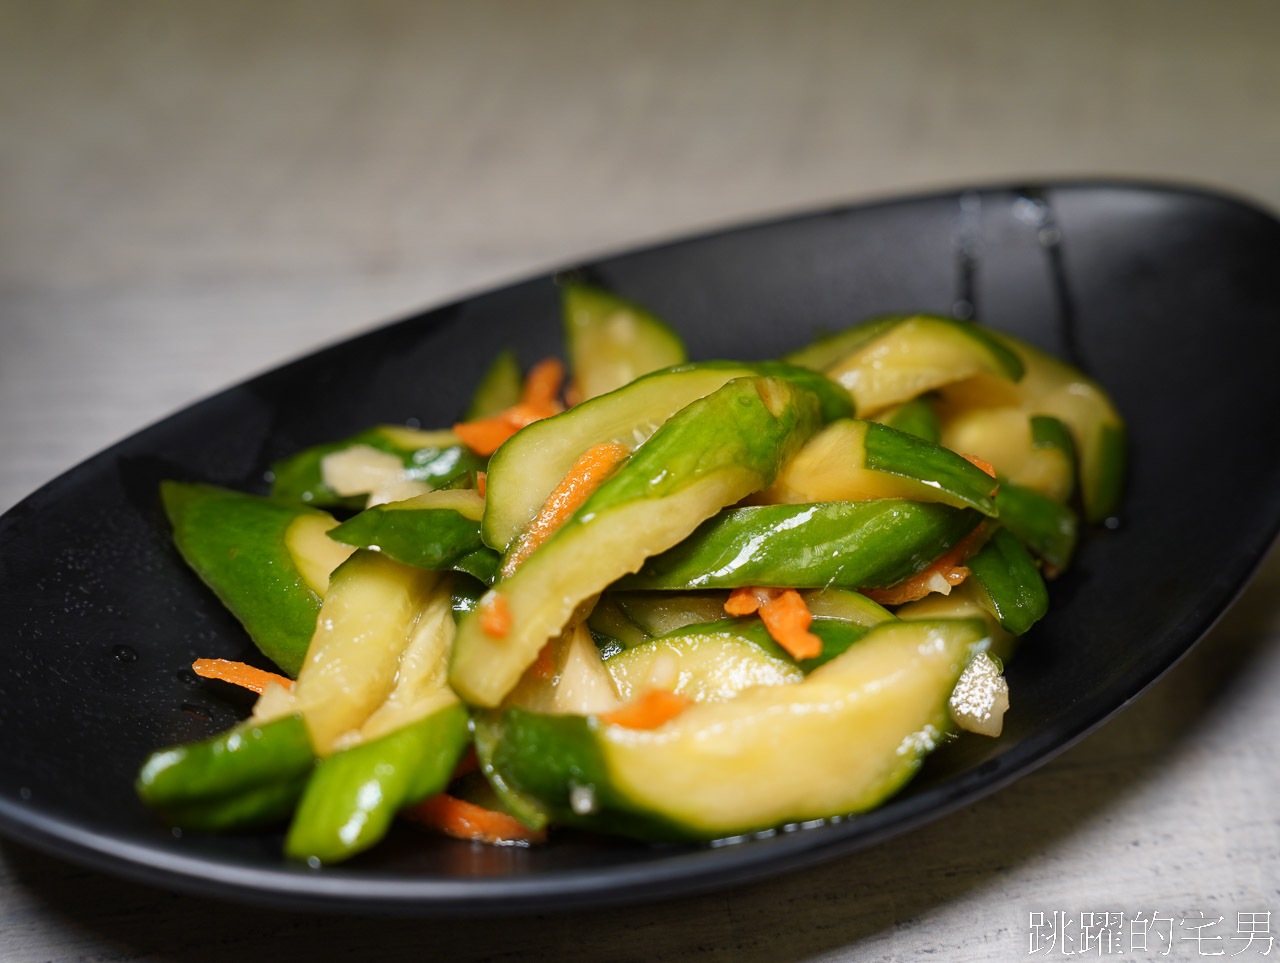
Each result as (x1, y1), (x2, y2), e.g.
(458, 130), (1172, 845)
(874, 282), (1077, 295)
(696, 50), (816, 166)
(993, 479), (1078, 572)
(271, 425), (483, 510)
(941, 332), (1124, 523)
(487, 617), (989, 840)
(451, 376), (825, 707)
(161, 482), (350, 677)
(255, 552), (444, 754)
(563, 282), (687, 400)
(611, 591), (728, 637)
(823, 315), (1024, 417)
(619, 500), (982, 592)
(464, 349), (523, 420)
(136, 714), (314, 830)
(285, 700), (468, 864)
(604, 627), (803, 703)
(965, 527), (1049, 636)
(783, 315), (905, 371)
(765, 419), (1000, 515)
(801, 587), (895, 626)
(940, 407), (1076, 502)
(482, 360), (851, 553)
(327, 489), (499, 584)
(874, 396), (941, 443)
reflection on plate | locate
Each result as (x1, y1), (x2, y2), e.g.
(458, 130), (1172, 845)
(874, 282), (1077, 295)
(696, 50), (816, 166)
(2, 182), (1279, 914)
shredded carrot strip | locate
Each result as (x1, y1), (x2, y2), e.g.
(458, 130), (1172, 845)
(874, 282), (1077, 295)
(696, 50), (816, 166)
(601, 689), (691, 729)
(962, 453), (999, 495)
(475, 471), (487, 498)
(453, 358), (565, 455)
(862, 526), (985, 606)
(479, 591), (512, 638)
(530, 641), (556, 680)
(501, 442), (630, 576)
(758, 589), (822, 661)
(404, 793), (546, 845)
(191, 658), (292, 694)
(723, 587), (822, 660)
(724, 586), (762, 616)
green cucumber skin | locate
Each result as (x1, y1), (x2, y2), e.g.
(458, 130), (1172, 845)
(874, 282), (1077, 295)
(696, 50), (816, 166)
(562, 282), (688, 397)
(329, 505), (500, 584)
(160, 772), (313, 832)
(571, 377), (823, 516)
(878, 397), (941, 443)
(471, 711), (551, 831)
(270, 427), (483, 509)
(136, 714), (314, 827)
(993, 479), (1078, 571)
(966, 527), (1050, 636)
(1085, 422), (1127, 524)
(489, 709), (697, 841)
(481, 361), (851, 553)
(658, 616), (870, 673)
(464, 349), (522, 420)
(782, 316), (906, 371)
(786, 315), (1025, 383)
(162, 482), (330, 676)
(284, 701), (469, 864)
(862, 421), (999, 516)
(619, 500), (982, 592)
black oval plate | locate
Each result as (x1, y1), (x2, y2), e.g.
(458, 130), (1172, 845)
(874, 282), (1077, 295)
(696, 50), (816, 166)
(2, 182), (1279, 915)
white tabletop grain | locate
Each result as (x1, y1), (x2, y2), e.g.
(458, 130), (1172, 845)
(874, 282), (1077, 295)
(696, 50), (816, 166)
(3, 2), (1278, 960)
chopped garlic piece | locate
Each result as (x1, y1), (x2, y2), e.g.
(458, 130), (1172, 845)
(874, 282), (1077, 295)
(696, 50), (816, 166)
(949, 651), (1009, 737)
(320, 445), (406, 498)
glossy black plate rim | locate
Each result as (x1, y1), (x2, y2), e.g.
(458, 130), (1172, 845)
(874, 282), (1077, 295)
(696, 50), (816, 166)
(2, 178), (1279, 915)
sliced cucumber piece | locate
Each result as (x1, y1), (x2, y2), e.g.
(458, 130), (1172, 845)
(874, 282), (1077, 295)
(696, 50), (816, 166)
(481, 360), (851, 553)
(451, 376), (825, 707)
(823, 315), (1024, 417)
(327, 489), (499, 585)
(993, 478), (1078, 572)
(253, 551), (443, 754)
(604, 629), (803, 704)
(940, 408), (1075, 502)
(611, 591), (729, 637)
(965, 527), (1048, 636)
(619, 500), (982, 592)
(765, 419), (1000, 515)
(563, 282), (687, 400)
(874, 396), (941, 443)
(487, 617), (989, 840)
(464, 349), (523, 420)
(161, 482), (350, 677)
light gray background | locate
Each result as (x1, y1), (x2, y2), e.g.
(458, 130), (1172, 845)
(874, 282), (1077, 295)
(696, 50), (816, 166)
(2, 2), (1278, 960)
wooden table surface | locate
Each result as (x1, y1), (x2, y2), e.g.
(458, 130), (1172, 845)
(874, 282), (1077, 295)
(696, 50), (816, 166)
(3, 2), (1278, 959)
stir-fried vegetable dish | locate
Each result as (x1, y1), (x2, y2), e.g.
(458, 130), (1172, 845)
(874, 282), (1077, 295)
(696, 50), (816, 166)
(136, 282), (1124, 862)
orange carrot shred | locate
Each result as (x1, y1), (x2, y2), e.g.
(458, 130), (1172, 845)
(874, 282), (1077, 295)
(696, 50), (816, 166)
(475, 471), (487, 498)
(758, 588), (823, 661)
(501, 442), (631, 576)
(453, 358), (566, 455)
(724, 587), (822, 660)
(404, 793), (546, 845)
(724, 586), (762, 616)
(191, 658), (293, 694)
(530, 641), (556, 680)
(862, 526), (985, 606)
(601, 689), (690, 729)
(961, 453), (998, 479)
(480, 591), (512, 638)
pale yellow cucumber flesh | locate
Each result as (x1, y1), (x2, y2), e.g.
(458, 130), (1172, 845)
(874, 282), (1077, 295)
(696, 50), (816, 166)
(253, 552), (442, 754)
(286, 514), (356, 595)
(825, 316), (1022, 418)
(940, 407), (1074, 501)
(598, 618), (988, 834)
(605, 633), (803, 704)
